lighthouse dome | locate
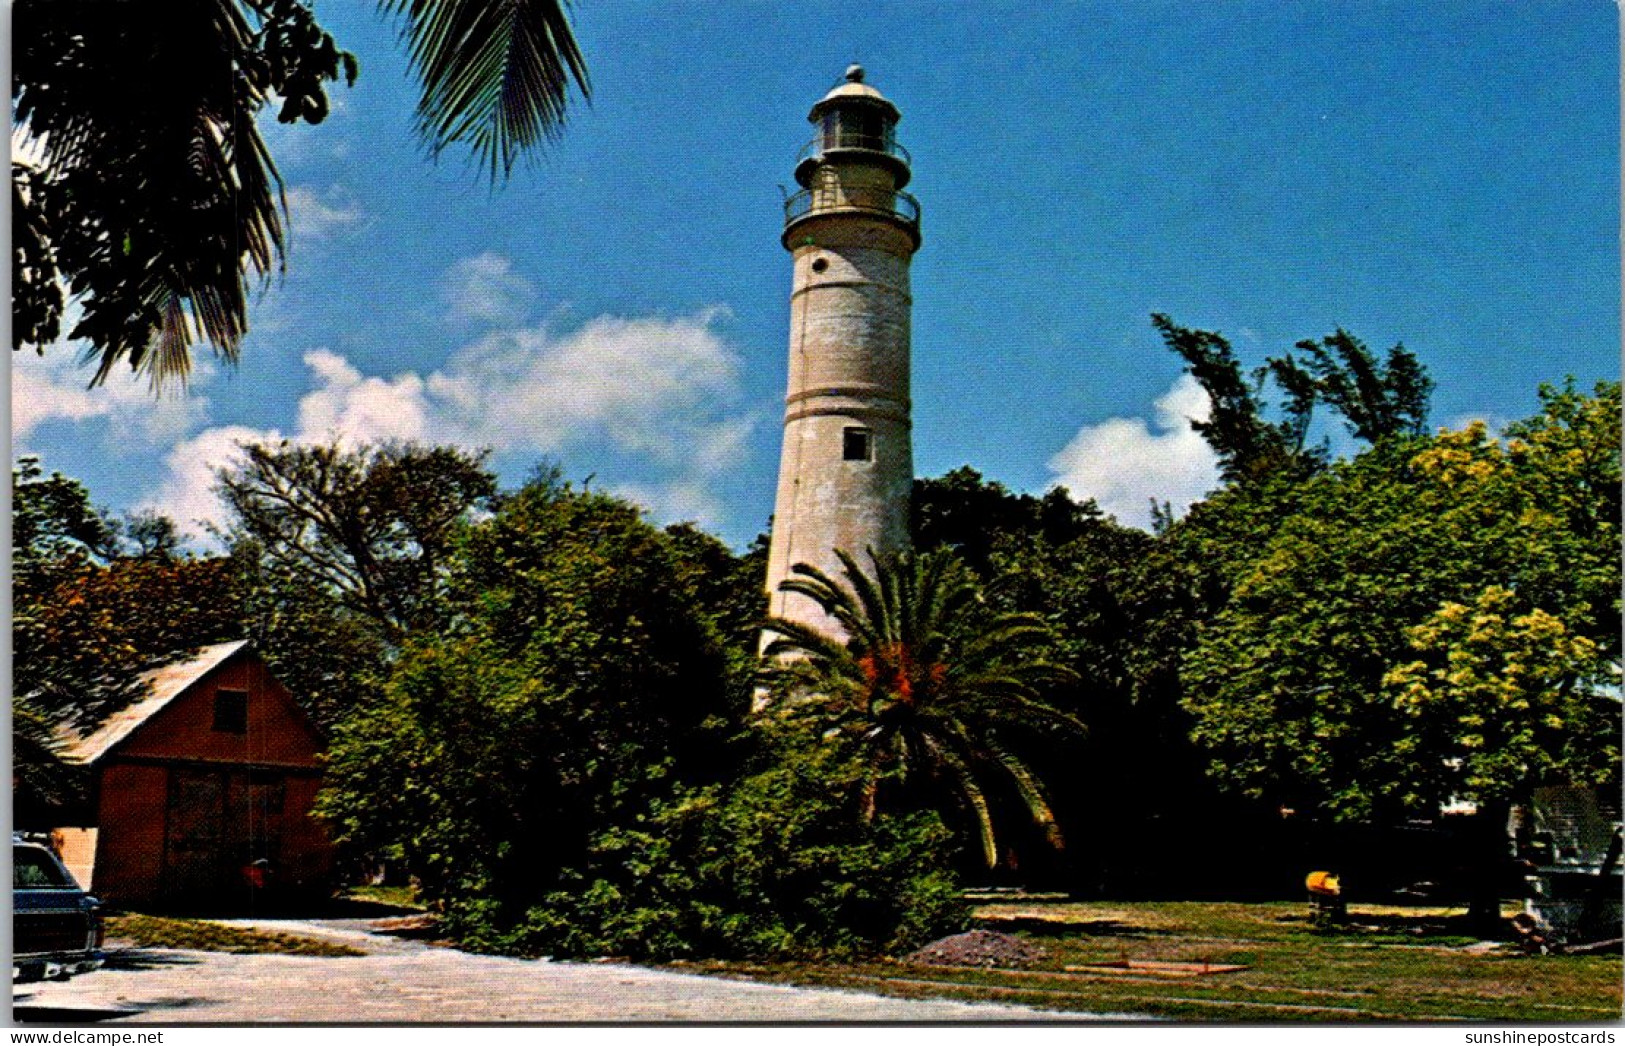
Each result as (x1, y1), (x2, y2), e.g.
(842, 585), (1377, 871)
(809, 64), (901, 122)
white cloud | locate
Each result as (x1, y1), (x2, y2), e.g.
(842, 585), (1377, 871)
(440, 253), (536, 327)
(143, 424), (282, 537)
(284, 185), (362, 241)
(144, 307), (756, 539)
(433, 307), (749, 464)
(296, 349), (432, 444)
(1048, 374), (1220, 529)
(12, 347), (212, 448)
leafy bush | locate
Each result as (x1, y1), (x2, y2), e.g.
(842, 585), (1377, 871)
(691, 732), (969, 959)
(445, 735), (968, 962)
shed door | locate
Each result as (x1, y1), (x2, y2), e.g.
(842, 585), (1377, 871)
(163, 768), (230, 902)
(163, 768), (286, 905)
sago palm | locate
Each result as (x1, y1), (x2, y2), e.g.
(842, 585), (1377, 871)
(760, 547), (1084, 868)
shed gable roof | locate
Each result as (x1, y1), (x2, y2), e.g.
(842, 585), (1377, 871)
(60, 640), (250, 765)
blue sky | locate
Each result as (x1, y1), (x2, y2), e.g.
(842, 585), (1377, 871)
(13, 1), (1620, 550)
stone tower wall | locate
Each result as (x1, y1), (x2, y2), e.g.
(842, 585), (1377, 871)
(764, 211), (917, 638)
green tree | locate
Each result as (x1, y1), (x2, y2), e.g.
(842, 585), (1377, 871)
(1385, 586), (1614, 811)
(662, 522), (768, 724)
(1273, 329), (1434, 444)
(760, 548), (1082, 869)
(14, 0), (587, 385)
(484, 735), (968, 961)
(1152, 313), (1321, 484)
(217, 440), (497, 639)
(317, 475), (733, 928)
(1178, 384), (1620, 916)
(912, 466), (1103, 576)
(1153, 314), (1435, 484)
(12, 458), (120, 568)
(228, 537), (393, 730)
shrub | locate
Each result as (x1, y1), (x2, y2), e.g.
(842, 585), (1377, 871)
(461, 736), (969, 962)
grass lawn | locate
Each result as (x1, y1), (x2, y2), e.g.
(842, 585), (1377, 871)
(340, 884), (424, 910)
(105, 914), (364, 957)
(691, 900), (1622, 1022)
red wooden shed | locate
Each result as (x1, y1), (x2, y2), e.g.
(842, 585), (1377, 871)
(56, 641), (332, 909)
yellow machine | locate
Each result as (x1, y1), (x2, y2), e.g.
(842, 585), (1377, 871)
(1306, 871), (1346, 928)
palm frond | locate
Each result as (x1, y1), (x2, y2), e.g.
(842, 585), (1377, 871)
(911, 550), (955, 638)
(987, 735), (1067, 852)
(759, 614), (851, 665)
(769, 544), (1085, 870)
(837, 548), (893, 649)
(957, 679), (1089, 735)
(921, 733), (998, 868)
(385, 0), (590, 182)
(778, 563), (877, 645)
(888, 548), (922, 652)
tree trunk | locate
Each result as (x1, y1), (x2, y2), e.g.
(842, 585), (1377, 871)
(1465, 799), (1513, 934)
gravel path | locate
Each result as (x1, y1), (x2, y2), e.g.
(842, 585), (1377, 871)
(14, 919), (1118, 1023)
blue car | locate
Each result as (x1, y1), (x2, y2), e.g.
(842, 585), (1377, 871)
(13, 835), (104, 982)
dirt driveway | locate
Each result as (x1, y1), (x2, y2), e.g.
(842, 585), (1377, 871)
(14, 919), (1102, 1023)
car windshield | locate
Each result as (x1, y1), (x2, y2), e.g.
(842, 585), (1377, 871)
(14, 847), (72, 888)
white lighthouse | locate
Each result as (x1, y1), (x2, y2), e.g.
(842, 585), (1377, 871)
(762, 66), (921, 640)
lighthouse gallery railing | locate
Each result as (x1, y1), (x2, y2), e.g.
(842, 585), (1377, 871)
(783, 186), (921, 227)
(796, 133), (912, 168)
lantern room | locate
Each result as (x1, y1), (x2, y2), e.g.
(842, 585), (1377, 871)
(793, 64), (912, 190)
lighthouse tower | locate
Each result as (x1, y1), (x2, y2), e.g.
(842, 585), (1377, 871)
(763, 66), (921, 640)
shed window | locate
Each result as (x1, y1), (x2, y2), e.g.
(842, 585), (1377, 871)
(213, 689), (248, 734)
(842, 427), (873, 462)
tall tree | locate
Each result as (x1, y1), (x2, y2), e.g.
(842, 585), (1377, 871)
(1151, 314), (1322, 484)
(1154, 315), (1436, 485)
(912, 466), (1104, 576)
(317, 475), (731, 922)
(228, 537), (393, 730)
(1272, 330), (1434, 443)
(761, 549), (1082, 869)
(217, 440), (497, 638)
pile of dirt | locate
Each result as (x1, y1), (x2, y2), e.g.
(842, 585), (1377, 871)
(904, 929), (1048, 969)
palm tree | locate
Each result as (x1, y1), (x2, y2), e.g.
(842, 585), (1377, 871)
(13, 0), (588, 387)
(760, 548), (1084, 869)
(387, 0), (590, 182)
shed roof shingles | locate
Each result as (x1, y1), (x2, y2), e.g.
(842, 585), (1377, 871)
(60, 640), (249, 765)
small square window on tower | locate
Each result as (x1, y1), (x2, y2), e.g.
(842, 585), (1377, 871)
(213, 689), (248, 734)
(842, 427), (873, 462)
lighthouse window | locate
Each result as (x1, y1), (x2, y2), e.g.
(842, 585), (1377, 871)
(811, 257), (829, 273)
(824, 109), (886, 151)
(842, 427), (873, 462)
